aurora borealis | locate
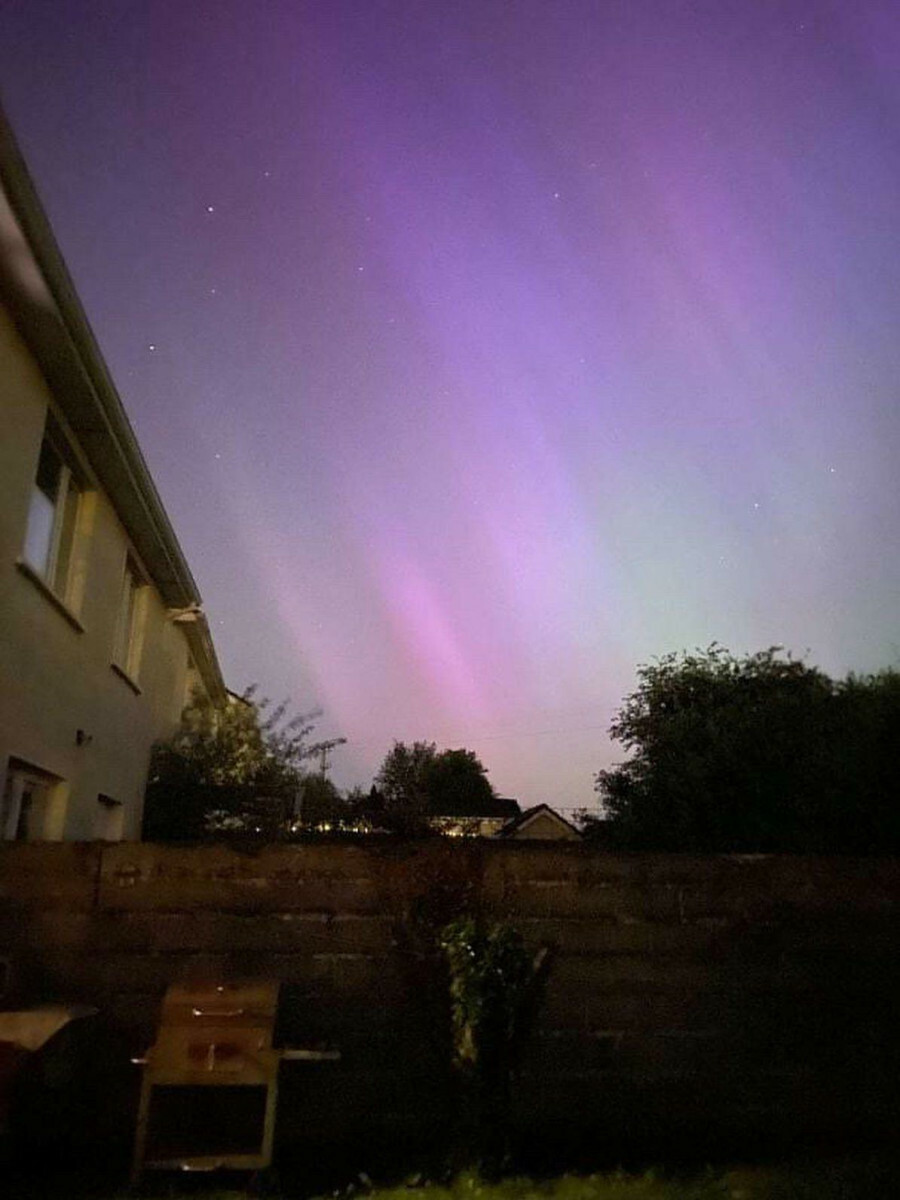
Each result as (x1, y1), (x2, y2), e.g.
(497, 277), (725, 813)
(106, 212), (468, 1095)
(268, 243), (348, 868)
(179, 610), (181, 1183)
(2, 1), (898, 811)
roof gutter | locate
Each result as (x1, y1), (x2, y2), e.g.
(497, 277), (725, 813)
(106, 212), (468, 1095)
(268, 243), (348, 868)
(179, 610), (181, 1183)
(0, 104), (226, 703)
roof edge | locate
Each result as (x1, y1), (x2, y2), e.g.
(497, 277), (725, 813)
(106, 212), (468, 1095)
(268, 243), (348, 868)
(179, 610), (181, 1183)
(182, 614), (228, 708)
(499, 803), (583, 838)
(0, 103), (201, 610)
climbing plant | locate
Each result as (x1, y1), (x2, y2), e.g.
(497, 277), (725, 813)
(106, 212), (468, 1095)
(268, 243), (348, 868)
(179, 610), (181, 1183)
(439, 915), (546, 1172)
(439, 917), (536, 1090)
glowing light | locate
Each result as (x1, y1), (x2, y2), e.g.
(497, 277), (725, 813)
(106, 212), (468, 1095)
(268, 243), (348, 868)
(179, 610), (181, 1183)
(12, 0), (895, 816)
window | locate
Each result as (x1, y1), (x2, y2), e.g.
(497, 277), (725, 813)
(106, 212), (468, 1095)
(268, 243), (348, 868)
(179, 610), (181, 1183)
(23, 417), (83, 601)
(114, 555), (147, 680)
(1, 759), (66, 841)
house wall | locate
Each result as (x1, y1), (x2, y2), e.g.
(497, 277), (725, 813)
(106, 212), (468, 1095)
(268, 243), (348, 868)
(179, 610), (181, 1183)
(1, 840), (896, 1153)
(0, 303), (198, 840)
(510, 811), (579, 840)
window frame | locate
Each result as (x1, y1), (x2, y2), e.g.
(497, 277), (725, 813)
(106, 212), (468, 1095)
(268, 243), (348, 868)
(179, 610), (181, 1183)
(113, 552), (148, 684)
(1, 758), (66, 841)
(22, 414), (85, 607)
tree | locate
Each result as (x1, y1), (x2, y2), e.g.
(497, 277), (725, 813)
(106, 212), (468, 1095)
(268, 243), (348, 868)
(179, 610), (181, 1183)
(375, 740), (438, 831)
(424, 748), (497, 815)
(142, 687), (345, 841)
(373, 741), (497, 834)
(596, 645), (900, 853)
(295, 773), (345, 829)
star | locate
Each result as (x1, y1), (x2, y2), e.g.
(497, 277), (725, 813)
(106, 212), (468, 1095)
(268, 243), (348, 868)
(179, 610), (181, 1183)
(209, 287), (217, 295)
(206, 205), (215, 213)
(148, 343), (156, 351)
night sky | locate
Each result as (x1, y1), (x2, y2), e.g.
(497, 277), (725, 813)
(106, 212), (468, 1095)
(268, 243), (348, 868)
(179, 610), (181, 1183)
(2, 1), (898, 812)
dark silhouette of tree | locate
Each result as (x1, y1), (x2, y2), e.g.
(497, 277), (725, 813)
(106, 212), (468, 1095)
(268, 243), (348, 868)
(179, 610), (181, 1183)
(142, 687), (344, 841)
(373, 740), (438, 834)
(373, 741), (497, 834)
(295, 773), (345, 829)
(595, 645), (900, 853)
(424, 748), (497, 816)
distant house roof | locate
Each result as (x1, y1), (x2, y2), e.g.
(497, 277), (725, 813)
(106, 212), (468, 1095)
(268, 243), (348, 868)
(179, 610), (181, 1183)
(497, 804), (583, 840)
(0, 105), (226, 705)
(430, 795), (521, 820)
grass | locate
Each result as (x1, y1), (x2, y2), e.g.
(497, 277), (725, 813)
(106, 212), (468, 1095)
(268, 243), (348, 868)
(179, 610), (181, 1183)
(116, 1156), (896, 1200)
(342, 1160), (893, 1200)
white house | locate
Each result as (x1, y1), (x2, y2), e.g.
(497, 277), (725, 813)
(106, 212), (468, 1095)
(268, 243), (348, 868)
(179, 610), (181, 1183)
(0, 107), (226, 841)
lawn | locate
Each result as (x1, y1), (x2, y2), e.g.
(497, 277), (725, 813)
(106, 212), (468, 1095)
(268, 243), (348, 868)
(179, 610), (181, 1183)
(119, 1156), (895, 1200)
(340, 1161), (894, 1200)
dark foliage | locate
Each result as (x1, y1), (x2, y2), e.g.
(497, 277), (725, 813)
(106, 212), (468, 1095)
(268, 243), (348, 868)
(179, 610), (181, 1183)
(424, 748), (498, 816)
(142, 687), (344, 841)
(595, 645), (900, 853)
(439, 917), (549, 1174)
(440, 917), (535, 1087)
(373, 741), (497, 835)
(372, 740), (439, 834)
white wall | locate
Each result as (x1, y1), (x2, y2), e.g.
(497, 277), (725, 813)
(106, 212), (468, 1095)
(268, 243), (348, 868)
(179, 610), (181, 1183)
(0, 303), (198, 839)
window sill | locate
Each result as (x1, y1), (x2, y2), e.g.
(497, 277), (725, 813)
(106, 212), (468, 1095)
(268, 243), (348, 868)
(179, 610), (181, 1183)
(16, 559), (85, 632)
(110, 662), (142, 695)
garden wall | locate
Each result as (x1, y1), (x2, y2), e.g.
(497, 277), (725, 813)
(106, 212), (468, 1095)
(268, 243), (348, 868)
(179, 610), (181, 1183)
(1, 840), (898, 1155)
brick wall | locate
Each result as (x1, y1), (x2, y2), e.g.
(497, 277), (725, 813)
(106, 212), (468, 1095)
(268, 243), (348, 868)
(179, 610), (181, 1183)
(1, 841), (898, 1151)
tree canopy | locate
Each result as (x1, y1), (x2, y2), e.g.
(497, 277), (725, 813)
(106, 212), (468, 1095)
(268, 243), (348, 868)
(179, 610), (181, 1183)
(142, 688), (345, 841)
(373, 741), (497, 834)
(594, 645), (900, 853)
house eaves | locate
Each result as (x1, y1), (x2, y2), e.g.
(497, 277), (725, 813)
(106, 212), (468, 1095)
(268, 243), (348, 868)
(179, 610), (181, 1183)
(0, 106), (200, 610)
(0, 106), (226, 703)
(181, 613), (228, 708)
